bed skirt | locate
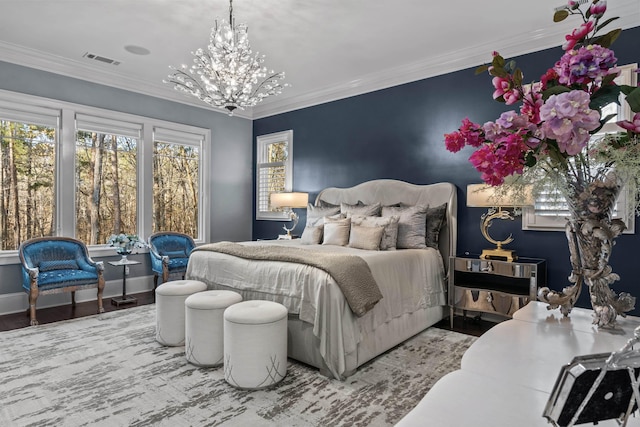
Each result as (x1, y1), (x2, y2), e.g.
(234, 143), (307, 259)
(287, 305), (445, 378)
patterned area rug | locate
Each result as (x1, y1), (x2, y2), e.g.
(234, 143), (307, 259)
(0, 305), (476, 427)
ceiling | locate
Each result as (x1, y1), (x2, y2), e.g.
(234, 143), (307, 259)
(1, 0), (638, 119)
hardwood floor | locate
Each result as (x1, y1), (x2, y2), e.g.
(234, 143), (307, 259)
(0, 293), (497, 336)
(434, 314), (498, 337)
(0, 291), (156, 332)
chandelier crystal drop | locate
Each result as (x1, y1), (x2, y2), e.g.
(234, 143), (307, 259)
(164, 0), (288, 116)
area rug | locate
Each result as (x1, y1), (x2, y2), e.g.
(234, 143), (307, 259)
(0, 305), (476, 427)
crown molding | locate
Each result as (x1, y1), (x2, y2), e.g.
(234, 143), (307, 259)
(0, 41), (253, 120)
(1, 2), (637, 121)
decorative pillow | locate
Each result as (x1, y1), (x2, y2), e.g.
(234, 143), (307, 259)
(300, 225), (323, 245)
(317, 199), (339, 209)
(162, 250), (188, 258)
(381, 204), (429, 249)
(306, 204), (341, 227)
(39, 259), (79, 272)
(350, 215), (399, 250)
(425, 203), (447, 249)
(322, 217), (351, 246)
(340, 201), (382, 217)
(348, 224), (385, 251)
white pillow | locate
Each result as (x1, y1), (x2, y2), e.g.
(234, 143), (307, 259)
(348, 224), (385, 250)
(322, 217), (351, 246)
(350, 215), (399, 250)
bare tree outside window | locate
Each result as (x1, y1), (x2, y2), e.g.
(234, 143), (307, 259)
(152, 140), (199, 237)
(75, 131), (137, 245)
(0, 120), (55, 250)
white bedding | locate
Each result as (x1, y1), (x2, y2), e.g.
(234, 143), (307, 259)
(186, 239), (446, 379)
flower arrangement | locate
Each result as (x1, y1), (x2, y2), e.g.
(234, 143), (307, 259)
(444, 0), (640, 327)
(107, 233), (145, 255)
(444, 0), (640, 213)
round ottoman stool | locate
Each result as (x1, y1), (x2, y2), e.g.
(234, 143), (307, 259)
(155, 279), (207, 346)
(185, 290), (242, 367)
(223, 300), (288, 389)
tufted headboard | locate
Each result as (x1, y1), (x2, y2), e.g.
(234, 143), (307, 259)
(316, 179), (457, 265)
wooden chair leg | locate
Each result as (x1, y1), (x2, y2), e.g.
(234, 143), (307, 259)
(29, 291), (38, 326)
(71, 291), (76, 307)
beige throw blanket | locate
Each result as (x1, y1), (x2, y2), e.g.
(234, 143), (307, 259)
(193, 242), (383, 316)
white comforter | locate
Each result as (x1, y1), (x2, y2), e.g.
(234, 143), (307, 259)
(185, 240), (446, 378)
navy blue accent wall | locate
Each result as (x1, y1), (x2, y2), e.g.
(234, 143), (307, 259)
(253, 26), (640, 315)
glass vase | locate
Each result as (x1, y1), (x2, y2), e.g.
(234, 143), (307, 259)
(538, 171), (636, 328)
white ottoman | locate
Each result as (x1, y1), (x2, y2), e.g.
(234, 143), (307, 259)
(223, 300), (288, 389)
(185, 290), (242, 367)
(155, 280), (207, 346)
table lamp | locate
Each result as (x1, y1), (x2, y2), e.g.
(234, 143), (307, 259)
(270, 192), (309, 238)
(467, 184), (533, 262)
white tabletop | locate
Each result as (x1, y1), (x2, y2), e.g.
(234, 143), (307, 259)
(396, 302), (640, 427)
(462, 302), (640, 394)
(108, 258), (141, 266)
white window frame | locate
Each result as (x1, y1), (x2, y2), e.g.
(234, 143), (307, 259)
(522, 63), (638, 233)
(256, 130), (293, 220)
(0, 88), (210, 264)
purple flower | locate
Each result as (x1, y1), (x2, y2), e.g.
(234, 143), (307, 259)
(540, 90), (600, 155)
(554, 44), (618, 86)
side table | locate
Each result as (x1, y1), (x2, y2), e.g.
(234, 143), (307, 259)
(109, 258), (141, 306)
(449, 255), (546, 327)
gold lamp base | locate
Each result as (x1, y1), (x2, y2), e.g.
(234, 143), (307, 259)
(480, 247), (518, 262)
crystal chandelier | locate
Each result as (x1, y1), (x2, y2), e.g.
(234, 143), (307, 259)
(165, 0), (287, 116)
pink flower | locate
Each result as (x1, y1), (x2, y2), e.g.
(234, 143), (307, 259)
(444, 118), (484, 152)
(617, 112), (640, 133)
(492, 76), (511, 100)
(503, 88), (521, 105)
(562, 20), (595, 50)
(492, 76), (521, 104)
(590, 1), (607, 18)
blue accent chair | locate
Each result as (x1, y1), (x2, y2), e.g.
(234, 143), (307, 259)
(148, 232), (196, 287)
(19, 236), (105, 326)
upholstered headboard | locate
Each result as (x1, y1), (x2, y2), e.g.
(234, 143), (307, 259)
(315, 179), (457, 263)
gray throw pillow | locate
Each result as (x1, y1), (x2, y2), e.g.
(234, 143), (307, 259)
(301, 225), (323, 245)
(350, 214), (400, 250)
(322, 217), (351, 246)
(425, 203), (447, 249)
(381, 204), (428, 249)
(348, 224), (385, 251)
(340, 201), (382, 217)
(306, 204), (341, 227)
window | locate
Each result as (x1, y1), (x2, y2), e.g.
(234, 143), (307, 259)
(523, 63), (638, 233)
(0, 104), (58, 250)
(75, 114), (141, 245)
(256, 130), (293, 220)
(0, 89), (209, 260)
(153, 127), (202, 236)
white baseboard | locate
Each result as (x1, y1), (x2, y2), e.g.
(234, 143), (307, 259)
(0, 276), (155, 316)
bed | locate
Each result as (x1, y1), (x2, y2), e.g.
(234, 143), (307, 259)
(185, 179), (457, 379)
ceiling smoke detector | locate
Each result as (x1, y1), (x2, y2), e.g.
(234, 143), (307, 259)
(82, 52), (121, 66)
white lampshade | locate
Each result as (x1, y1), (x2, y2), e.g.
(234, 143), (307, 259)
(466, 184), (533, 208)
(270, 192), (309, 209)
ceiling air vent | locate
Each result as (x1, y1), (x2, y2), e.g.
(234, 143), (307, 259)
(554, 0), (588, 12)
(82, 52), (121, 66)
